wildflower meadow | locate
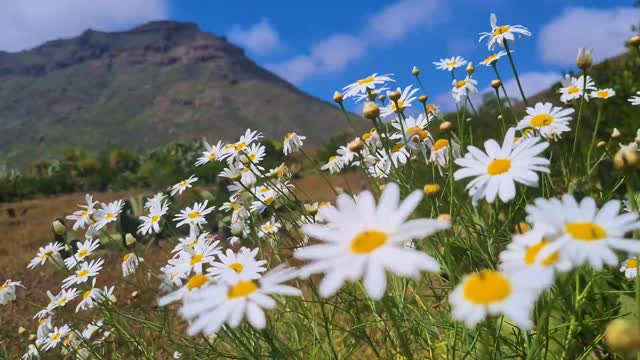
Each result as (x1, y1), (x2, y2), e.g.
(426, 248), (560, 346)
(4, 12), (640, 360)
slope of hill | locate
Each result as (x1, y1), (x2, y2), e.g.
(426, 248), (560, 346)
(0, 21), (347, 167)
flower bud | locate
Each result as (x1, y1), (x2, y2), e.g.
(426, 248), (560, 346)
(388, 90), (402, 102)
(614, 146), (640, 170)
(629, 35), (640, 47)
(440, 121), (452, 132)
(437, 214), (452, 223)
(52, 220), (66, 235)
(576, 48), (593, 70)
(612, 128), (621, 138)
(125, 233), (137, 247)
(378, 184), (386, 192)
(28, 334), (36, 341)
(490, 79), (502, 90)
(378, 94), (386, 102)
(412, 66), (420, 76)
(333, 91), (344, 104)
(348, 138), (364, 153)
(605, 319), (640, 354)
(18, 327), (27, 335)
(304, 202), (319, 216)
(465, 62), (475, 75)
(230, 222), (244, 236)
(419, 95), (428, 104)
(597, 141), (607, 148)
(514, 222), (529, 234)
(362, 102), (380, 120)
(466, 117), (472, 123)
(423, 184), (441, 196)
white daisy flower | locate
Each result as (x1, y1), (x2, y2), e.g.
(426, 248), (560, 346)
(628, 91), (640, 106)
(122, 252), (143, 277)
(180, 265), (302, 335)
(196, 140), (228, 166)
(433, 56), (468, 71)
(239, 143), (266, 165)
(250, 187), (278, 214)
(321, 155), (344, 174)
(137, 199), (169, 235)
(22, 344), (39, 360)
(558, 75), (596, 103)
(169, 239), (221, 275)
(42, 324), (71, 351)
(44, 288), (80, 315)
(454, 128), (550, 204)
(478, 13), (531, 50)
(37, 316), (53, 340)
(381, 144), (410, 168)
(283, 132), (306, 155)
(63, 238), (100, 270)
(174, 201), (215, 229)
(342, 73), (394, 99)
(525, 195), (640, 270)
(208, 247), (267, 285)
(0, 279), (24, 305)
(258, 218), (281, 238)
(28, 242), (64, 269)
(590, 88), (615, 100)
(430, 139), (461, 172)
(295, 183), (450, 299)
(62, 259), (103, 288)
(158, 273), (212, 306)
(160, 264), (187, 292)
(391, 113), (434, 151)
(449, 270), (540, 329)
(144, 193), (167, 210)
(65, 194), (97, 231)
(337, 143), (359, 167)
(171, 175), (198, 196)
(480, 51), (508, 66)
(380, 85), (419, 118)
(451, 76), (478, 104)
(620, 257), (639, 279)
(93, 200), (123, 231)
(76, 284), (100, 312)
(516, 102), (574, 140)
(266, 163), (290, 179)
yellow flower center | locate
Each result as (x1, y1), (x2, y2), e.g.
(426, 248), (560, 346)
(77, 249), (89, 258)
(462, 271), (512, 305)
(207, 151), (217, 160)
(248, 154), (257, 161)
(83, 290), (93, 300)
(597, 90), (609, 98)
(362, 132), (372, 141)
(446, 61), (458, 67)
(151, 215), (160, 223)
(391, 143), (404, 153)
(190, 254), (204, 266)
(228, 262), (244, 273)
(56, 297), (68, 306)
(105, 212), (114, 221)
(567, 86), (580, 95)
(483, 54), (498, 64)
(50, 333), (62, 342)
(455, 80), (467, 89)
(0, 284), (7, 291)
(356, 76), (375, 85)
(487, 159), (511, 175)
(432, 139), (449, 152)
(285, 132), (294, 141)
(391, 100), (405, 111)
(351, 230), (388, 254)
(523, 240), (559, 266)
(565, 222), (607, 241)
(265, 196), (275, 205)
(81, 209), (90, 218)
(493, 25), (510, 36)
(627, 259), (639, 269)
(187, 274), (209, 290)
(76, 269), (90, 278)
(329, 156), (339, 162)
(406, 126), (429, 142)
(235, 142), (247, 152)
(179, 180), (189, 188)
(227, 280), (258, 299)
(188, 211), (201, 219)
(530, 114), (554, 127)
(123, 253), (133, 262)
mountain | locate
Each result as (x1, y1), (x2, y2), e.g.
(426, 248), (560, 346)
(0, 21), (349, 167)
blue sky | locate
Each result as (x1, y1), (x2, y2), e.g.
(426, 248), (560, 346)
(1, 0), (638, 111)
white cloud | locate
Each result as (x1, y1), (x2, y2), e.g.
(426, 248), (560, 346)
(538, 7), (640, 66)
(227, 19), (285, 56)
(0, 0), (168, 52)
(268, 0), (445, 85)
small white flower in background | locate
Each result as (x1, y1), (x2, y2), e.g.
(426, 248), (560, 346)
(590, 88), (615, 100)
(628, 91), (640, 106)
(620, 257), (639, 279)
(170, 238), (221, 275)
(22, 344), (39, 360)
(430, 139), (461, 172)
(240, 143), (266, 165)
(480, 51), (508, 66)
(42, 324), (71, 351)
(174, 201), (215, 229)
(160, 264), (186, 292)
(63, 238), (100, 269)
(37, 288), (80, 319)
(526, 195), (640, 270)
(62, 258), (104, 288)
(258, 217), (281, 238)
(158, 273), (212, 306)
(250, 187), (278, 214)
(342, 73), (394, 99)
(138, 198), (169, 235)
(0, 279), (24, 305)
(478, 13), (531, 50)
(208, 247), (267, 285)
(391, 113), (434, 151)
(196, 140), (228, 166)
(337, 143), (359, 166)
(93, 200), (124, 231)
(171, 175), (198, 196)
(381, 144), (410, 168)
(516, 102), (575, 140)
(266, 163), (290, 179)
(180, 265), (301, 336)
(144, 193), (166, 210)
(122, 252), (143, 277)
(451, 76), (478, 103)
(296, 183), (450, 300)
(283, 132), (306, 155)
(454, 128), (550, 204)
(65, 194), (97, 231)
(28, 242), (65, 269)
(173, 351), (183, 359)
(612, 128), (621, 138)
(75, 283), (100, 312)
(449, 269), (540, 329)
(321, 155), (344, 174)
(433, 56), (468, 71)
(558, 75), (596, 103)
(380, 85), (419, 118)
(37, 316), (53, 339)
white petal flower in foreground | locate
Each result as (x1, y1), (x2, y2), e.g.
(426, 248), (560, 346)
(65, 194), (96, 231)
(174, 201), (215, 229)
(93, 200), (124, 231)
(516, 102), (574, 140)
(195, 140), (228, 166)
(63, 238), (100, 269)
(478, 13), (531, 50)
(380, 85), (419, 118)
(480, 51), (508, 66)
(433, 56), (467, 71)
(526, 195), (640, 270)
(158, 273), (212, 306)
(449, 270), (540, 329)
(28, 242), (64, 269)
(451, 76), (478, 104)
(180, 266), (301, 335)
(42, 324), (71, 351)
(295, 183), (450, 300)
(283, 132), (306, 155)
(342, 73), (394, 99)
(558, 75), (596, 103)
(454, 128), (550, 204)
(62, 259), (104, 288)
(122, 253), (143, 277)
(208, 247), (267, 285)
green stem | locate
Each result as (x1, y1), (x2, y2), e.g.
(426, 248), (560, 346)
(570, 73), (588, 168)
(586, 103), (603, 174)
(503, 41), (528, 106)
